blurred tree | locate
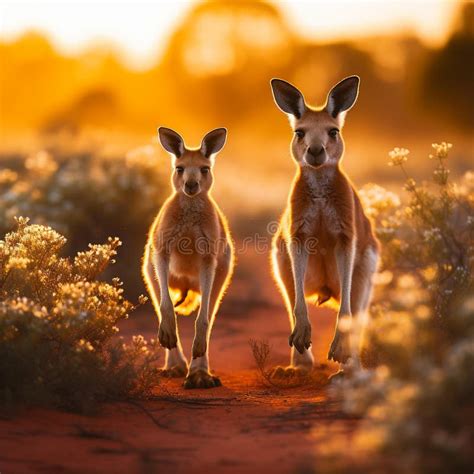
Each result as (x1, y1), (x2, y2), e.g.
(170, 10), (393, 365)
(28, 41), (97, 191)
(292, 41), (379, 125)
(0, 0), (471, 146)
(158, 0), (297, 128)
(42, 88), (119, 134)
(0, 32), (76, 130)
(421, 3), (474, 130)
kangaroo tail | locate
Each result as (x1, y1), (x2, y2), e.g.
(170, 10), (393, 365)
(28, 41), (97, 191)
(173, 289), (188, 308)
(307, 286), (339, 310)
(316, 286), (332, 306)
(171, 288), (200, 316)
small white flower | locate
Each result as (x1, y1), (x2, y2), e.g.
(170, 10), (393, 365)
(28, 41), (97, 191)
(388, 147), (410, 166)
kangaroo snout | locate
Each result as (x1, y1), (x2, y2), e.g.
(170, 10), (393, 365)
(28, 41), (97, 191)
(185, 180), (199, 196)
(305, 145), (327, 167)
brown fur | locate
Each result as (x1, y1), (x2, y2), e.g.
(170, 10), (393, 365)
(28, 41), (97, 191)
(275, 165), (377, 303)
(147, 166), (233, 315)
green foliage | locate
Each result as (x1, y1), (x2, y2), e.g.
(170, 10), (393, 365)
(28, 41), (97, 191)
(0, 218), (159, 413)
(339, 143), (474, 472)
(0, 145), (168, 295)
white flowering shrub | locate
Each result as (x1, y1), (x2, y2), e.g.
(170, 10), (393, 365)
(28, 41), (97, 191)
(335, 143), (474, 473)
(0, 218), (159, 412)
(360, 143), (472, 322)
(0, 146), (167, 295)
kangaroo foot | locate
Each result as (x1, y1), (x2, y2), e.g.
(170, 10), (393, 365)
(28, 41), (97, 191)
(270, 365), (311, 379)
(183, 369), (222, 389)
(328, 330), (351, 363)
(159, 364), (187, 378)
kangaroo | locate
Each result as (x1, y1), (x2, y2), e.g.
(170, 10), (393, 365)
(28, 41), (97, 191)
(143, 127), (234, 389)
(270, 76), (379, 377)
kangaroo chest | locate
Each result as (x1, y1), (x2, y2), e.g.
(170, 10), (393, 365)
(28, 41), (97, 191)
(161, 199), (219, 250)
(291, 173), (343, 238)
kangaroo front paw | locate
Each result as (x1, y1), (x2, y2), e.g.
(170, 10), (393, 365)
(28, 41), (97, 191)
(289, 321), (312, 354)
(328, 331), (351, 363)
(183, 370), (222, 389)
(159, 364), (187, 378)
(158, 322), (177, 350)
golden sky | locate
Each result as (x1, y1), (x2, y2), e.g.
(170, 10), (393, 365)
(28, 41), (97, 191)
(0, 0), (459, 69)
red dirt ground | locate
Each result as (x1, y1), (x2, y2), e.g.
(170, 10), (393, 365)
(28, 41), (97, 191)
(0, 249), (360, 474)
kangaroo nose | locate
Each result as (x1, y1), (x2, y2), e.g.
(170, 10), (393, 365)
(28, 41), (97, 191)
(308, 145), (323, 157)
(306, 145), (327, 167)
(185, 180), (199, 195)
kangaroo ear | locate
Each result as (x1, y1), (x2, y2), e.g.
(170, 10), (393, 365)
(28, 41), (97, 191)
(270, 78), (306, 119)
(326, 76), (360, 118)
(200, 128), (227, 158)
(158, 127), (185, 157)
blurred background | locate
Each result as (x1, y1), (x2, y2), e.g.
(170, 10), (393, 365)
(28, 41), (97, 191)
(1, 0), (473, 294)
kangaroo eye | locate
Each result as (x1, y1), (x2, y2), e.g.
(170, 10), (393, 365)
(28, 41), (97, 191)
(175, 166), (184, 174)
(201, 167), (210, 174)
(329, 128), (339, 138)
(295, 129), (305, 139)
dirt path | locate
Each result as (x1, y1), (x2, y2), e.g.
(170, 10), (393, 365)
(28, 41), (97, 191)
(0, 250), (359, 474)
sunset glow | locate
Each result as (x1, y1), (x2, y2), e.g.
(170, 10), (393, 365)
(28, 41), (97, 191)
(0, 0), (472, 472)
(1, 0), (459, 69)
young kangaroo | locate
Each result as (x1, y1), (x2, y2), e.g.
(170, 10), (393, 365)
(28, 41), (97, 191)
(270, 76), (379, 377)
(143, 127), (234, 389)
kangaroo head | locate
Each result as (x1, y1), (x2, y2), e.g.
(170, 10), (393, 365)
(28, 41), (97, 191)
(270, 76), (359, 169)
(158, 127), (227, 197)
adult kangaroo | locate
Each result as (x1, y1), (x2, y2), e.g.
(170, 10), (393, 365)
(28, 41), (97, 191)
(270, 76), (379, 378)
